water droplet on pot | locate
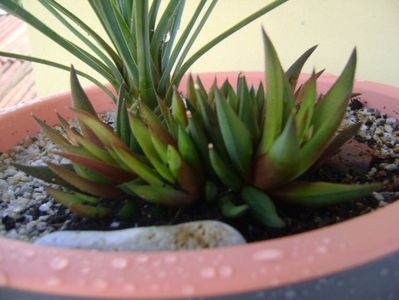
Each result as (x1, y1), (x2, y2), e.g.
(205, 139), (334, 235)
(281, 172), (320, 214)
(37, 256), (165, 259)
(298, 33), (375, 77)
(81, 266), (91, 274)
(123, 283), (136, 292)
(316, 245), (328, 254)
(152, 260), (161, 267)
(0, 271), (8, 286)
(200, 267), (216, 279)
(23, 249), (36, 258)
(93, 278), (108, 289)
(135, 255), (149, 264)
(45, 276), (60, 287)
(164, 255), (177, 264)
(181, 285), (195, 296)
(253, 249), (283, 261)
(50, 256), (69, 271)
(322, 237), (331, 244)
(218, 265), (233, 278)
(111, 257), (128, 269)
(158, 271), (167, 278)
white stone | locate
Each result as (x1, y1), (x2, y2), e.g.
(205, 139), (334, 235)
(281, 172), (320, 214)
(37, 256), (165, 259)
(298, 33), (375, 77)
(35, 220), (246, 251)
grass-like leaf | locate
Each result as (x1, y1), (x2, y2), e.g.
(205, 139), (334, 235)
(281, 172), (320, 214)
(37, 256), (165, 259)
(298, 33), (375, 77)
(46, 162), (122, 199)
(120, 183), (196, 206)
(271, 181), (381, 206)
(46, 187), (112, 218)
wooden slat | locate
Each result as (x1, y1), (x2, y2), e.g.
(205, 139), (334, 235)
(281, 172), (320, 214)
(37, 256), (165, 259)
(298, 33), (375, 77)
(0, 14), (37, 108)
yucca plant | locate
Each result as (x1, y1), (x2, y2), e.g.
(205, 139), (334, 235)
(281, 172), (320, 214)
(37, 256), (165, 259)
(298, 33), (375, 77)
(16, 30), (380, 227)
(0, 0), (286, 106)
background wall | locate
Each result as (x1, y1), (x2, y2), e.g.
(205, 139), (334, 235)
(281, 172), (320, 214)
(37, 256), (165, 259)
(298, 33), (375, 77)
(24, 0), (399, 96)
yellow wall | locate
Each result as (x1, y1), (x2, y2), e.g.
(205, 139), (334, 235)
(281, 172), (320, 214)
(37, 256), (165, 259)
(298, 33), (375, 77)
(25, 0), (399, 96)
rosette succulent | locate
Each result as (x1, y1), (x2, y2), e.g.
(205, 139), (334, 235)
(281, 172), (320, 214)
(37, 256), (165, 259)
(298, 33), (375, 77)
(16, 30), (380, 227)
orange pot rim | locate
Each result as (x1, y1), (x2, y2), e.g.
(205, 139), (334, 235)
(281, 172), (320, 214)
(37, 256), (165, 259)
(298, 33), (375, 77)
(0, 72), (398, 299)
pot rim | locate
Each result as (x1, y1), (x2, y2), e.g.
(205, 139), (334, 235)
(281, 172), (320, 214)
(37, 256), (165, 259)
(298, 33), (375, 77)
(0, 72), (398, 299)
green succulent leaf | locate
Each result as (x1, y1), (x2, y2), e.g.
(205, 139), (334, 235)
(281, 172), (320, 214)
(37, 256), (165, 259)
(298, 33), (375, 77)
(115, 83), (132, 145)
(55, 151), (134, 184)
(74, 110), (128, 150)
(258, 29), (284, 154)
(172, 88), (188, 127)
(313, 122), (362, 169)
(46, 161), (122, 199)
(241, 186), (285, 228)
(300, 49), (357, 174)
(116, 200), (136, 220)
(13, 163), (74, 188)
(167, 145), (201, 194)
(129, 113), (175, 183)
(70, 65), (98, 116)
(72, 134), (115, 164)
(208, 144), (242, 192)
(204, 180), (218, 203)
(220, 194), (249, 219)
(46, 187), (112, 218)
(285, 45), (318, 90)
(295, 74), (317, 142)
(254, 115), (301, 189)
(56, 113), (81, 146)
(33, 116), (70, 146)
(215, 88), (252, 177)
(139, 101), (175, 146)
(110, 145), (164, 185)
(177, 126), (203, 174)
(120, 183), (196, 206)
(271, 181), (381, 206)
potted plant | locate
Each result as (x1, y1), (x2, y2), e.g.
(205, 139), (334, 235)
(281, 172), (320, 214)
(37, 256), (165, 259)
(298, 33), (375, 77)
(0, 0), (398, 299)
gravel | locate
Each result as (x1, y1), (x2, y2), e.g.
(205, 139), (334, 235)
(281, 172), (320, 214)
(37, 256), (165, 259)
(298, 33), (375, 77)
(0, 102), (398, 243)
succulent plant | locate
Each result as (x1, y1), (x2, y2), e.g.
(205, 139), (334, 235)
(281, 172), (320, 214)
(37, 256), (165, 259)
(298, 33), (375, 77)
(16, 30), (380, 227)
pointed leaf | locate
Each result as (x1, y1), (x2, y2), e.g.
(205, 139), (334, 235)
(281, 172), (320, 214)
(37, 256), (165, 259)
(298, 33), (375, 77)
(110, 146), (164, 185)
(120, 183), (196, 206)
(258, 30), (285, 154)
(271, 181), (381, 206)
(55, 151), (135, 184)
(75, 110), (128, 150)
(34, 116), (70, 146)
(286, 45), (317, 89)
(215, 88), (252, 177)
(172, 88), (187, 126)
(73, 133), (115, 164)
(204, 180), (218, 203)
(56, 113), (81, 145)
(139, 101), (175, 145)
(167, 145), (201, 194)
(313, 122), (362, 169)
(208, 144), (242, 192)
(129, 114), (175, 183)
(46, 162), (122, 199)
(177, 126), (202, 174)
(254, 115), (301, 189)
(241, 186), (285, 228)
(13, 163), (74, 188)
(300, 50), (357, 174)
(220, 194), (249, 219)
(46, 188), (111, 218)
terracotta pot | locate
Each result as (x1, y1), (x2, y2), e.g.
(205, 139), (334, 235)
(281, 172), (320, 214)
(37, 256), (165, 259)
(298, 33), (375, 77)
(0, 72), (398, 299)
